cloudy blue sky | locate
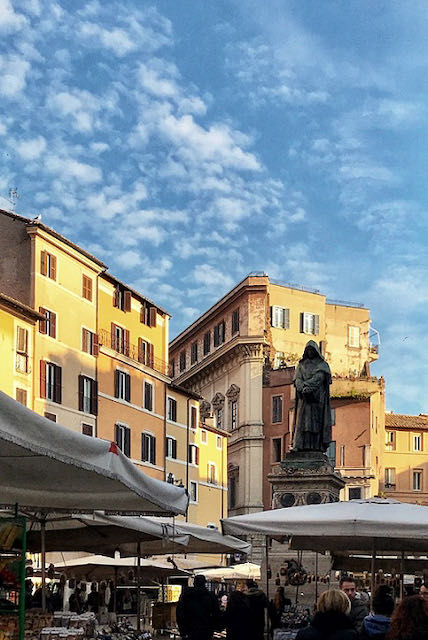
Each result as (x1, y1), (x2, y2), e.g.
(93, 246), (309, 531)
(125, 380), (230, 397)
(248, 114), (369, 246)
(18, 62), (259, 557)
(1, 0), (427, 415)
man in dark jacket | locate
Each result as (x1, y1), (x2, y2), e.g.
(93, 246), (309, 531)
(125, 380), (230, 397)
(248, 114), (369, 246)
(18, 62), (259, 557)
(360, 585), (394, 640)
(340, 577), (368, 633)
(177, 575), (221, 640)
(245, 580), (268, 640)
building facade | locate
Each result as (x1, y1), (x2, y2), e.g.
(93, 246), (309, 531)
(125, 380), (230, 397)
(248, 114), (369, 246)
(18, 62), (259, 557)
(170, 274), (380, 516)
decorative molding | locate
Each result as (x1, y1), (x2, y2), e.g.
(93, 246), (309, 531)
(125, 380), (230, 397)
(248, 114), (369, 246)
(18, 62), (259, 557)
(212, 392), (225, 410)
(200, 399), (211, 419)
(226, 383), (240, 402)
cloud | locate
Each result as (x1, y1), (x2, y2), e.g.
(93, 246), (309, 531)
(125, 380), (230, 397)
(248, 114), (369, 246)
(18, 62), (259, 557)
(15, 135), (46, 160)
(191, 264), (234, 290)
(0, 54), (30, 97)
(0, 0), (27, 32)
(44, 155), (102, 184)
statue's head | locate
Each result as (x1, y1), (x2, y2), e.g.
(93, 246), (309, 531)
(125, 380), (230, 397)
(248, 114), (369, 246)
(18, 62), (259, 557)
(305, 346), (317, 359)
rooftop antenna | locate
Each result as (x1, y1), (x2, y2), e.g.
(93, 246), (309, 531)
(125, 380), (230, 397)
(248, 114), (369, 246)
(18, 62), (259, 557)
(0, 187), (19, 211)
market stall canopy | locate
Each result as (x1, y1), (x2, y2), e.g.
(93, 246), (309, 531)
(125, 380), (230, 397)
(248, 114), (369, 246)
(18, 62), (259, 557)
(222, 498), (428, 553)
(195, 562), (260, 581)
(0, 391), (188, 515)
(331, 553), (428, 574)
(54, 554), (190, 580)
(26, 513), (190, 554)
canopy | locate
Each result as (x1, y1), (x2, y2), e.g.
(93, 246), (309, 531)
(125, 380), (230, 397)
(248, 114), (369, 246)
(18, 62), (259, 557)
(195, 562), (260, 581)
(0, 391), (188, 515)
(331, 553), (428, 574)
(222, 498), (428, 553)
(54, 554), (189, 579)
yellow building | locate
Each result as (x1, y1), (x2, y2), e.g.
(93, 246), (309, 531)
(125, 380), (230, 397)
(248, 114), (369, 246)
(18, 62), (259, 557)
(97, 272), (170, 480)
(382, 413), (428, 505)
(0, 293), (43, 408)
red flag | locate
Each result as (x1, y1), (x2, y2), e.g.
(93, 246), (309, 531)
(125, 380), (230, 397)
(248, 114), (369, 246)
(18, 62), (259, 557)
(109, 442), (119, 455)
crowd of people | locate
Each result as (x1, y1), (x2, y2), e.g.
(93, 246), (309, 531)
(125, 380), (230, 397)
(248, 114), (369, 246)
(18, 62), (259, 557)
(176, 574), (428, 640)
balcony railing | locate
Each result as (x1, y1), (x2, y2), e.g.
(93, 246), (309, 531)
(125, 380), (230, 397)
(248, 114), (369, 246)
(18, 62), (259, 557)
(99, 329), (171, 376)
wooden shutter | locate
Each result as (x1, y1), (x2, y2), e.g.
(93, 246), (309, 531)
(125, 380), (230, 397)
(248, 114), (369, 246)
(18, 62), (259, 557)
(40, 360), (47, 398)
(138, 338), (145, 364)
(141, 434), (148, 461)
(114, 370), (119, 398)
(124, 290), (132, 312)
(213, 325), (219, 347)
(54, 365), (62, 404)
(124, 329), (130, 357)
(78, 375), (84, 411)
(50, 312), (56, 339)
(39, 307), (47, 334)
(195, 446), (199, 465)
(140, 305), (145, 323)
(111, 323), (116, 350)
(151, 436), (156, 465)
(284, 308), (290, 329)
(113, 288), (119, 308)
(300, 313), (304, 333)
(40, 251), (47, 276)
(115, 423), (120, 445)
(270, 306), (273, 326)
(87, 277), (92, 301)
(125, 373), (131, 402)
(82, 328), (88, 352)
(147, 343), (154, 368)
(314, 314), (320, 335)
(93, 333), (99, 357)
(172, 439), (177, 459)
(50, 255), (57, 280)
(124, 427), (130, 457)
(149, 307), (157, 327)
(91, 379), (98, 416)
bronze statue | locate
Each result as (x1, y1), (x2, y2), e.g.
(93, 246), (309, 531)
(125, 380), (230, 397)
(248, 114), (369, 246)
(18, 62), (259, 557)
(292, 340), (332, 453)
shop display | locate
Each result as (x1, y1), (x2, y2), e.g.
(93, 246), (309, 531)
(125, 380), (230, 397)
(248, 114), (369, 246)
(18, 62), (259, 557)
(0, 516), (26, 640)
(97, 619), (152, 640)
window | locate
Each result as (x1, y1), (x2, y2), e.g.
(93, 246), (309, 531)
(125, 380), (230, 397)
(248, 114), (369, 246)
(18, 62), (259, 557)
(140, 304), (157, 327)
(190, 481), (198, 503)
(413, 434), (422, 451)
(208, 463), (217, 485)
(171, 359), (175, 378)
(44, 412), (56, 422)
(203, 331), (211, 355)
(230, 400), (238, 430)
(82, 328), (99, 356)
(115, 370), (130, 402)
(113, 286), (131, 312)
(413, 470), (422, 491)
(39, 308), (56, 338)
(191, 406), (197, 429)
(327, 441), (336, 467)
(348, 487), (362, 500)
(385, 468), (396, 488)
(82, 275), (93, 301)
(15, 388), (27, 406)
(166, 437), (177, 459)
(82, 423), (94, 437)
(115, 423), (130, 457)
(15, 327), (29, 373)
(229, 475), (237, 509)
(179, 350), (186, 372)
(272, 396), (283, 423)
(216, 408), (223, 430)
(144, 381), (153, 412)
(216, 436), (222, 449)
(111, 323), (129, 356)
(189, 444), (199, 465)
(339, 444), (346, 466)
(138, 338), (154, 367)
(40, 250), (56, 280)
(167, 397), (177, 422)
(191, 341), (198, 364)
(270, 306), (290, 329)
(273, 351), (284, 369)
(201, 429), (207, 444)
(348, 325), (360, 348)
(78, 375), (97, 415)
(213, 321), (225, 347)
(385, 431), (395, 451)
(331, 408), (336, 426)
(300, 312), (320, 335)
(232, 309), (240, 334)
(40, 361), (62, 404)
(272, 438), (282, 463)
(141, 433), (156, 464)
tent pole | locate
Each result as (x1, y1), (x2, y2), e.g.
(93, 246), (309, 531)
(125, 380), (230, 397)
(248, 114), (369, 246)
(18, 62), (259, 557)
(315, 552), (319, 604)
(113, 566), (118, 616)
(41, 518), (46, 611)
(370, 541), (376, 602)
(400, 552), (404, 600)
(265, 537), (270, 638)
(137, 542), (141, 631)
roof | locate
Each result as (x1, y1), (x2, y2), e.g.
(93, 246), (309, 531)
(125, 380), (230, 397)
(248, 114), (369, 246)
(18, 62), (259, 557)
(0, 209), (107, 268)
(385, 413), (428, 429)
(101, 271), (170, 317)
(0, 292), (45, 321)
(168, 382), (202, 400)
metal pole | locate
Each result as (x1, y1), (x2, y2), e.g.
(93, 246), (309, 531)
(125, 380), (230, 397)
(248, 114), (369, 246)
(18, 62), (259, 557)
(137, 542), (141, 631)
(315, 552), (319, 604)
(370, 541), (376, 603)
(114, 567), (118, 615)
(41, 518), (46, 611)
(400, 552), (404, 600)
(265, 537), (270, 638)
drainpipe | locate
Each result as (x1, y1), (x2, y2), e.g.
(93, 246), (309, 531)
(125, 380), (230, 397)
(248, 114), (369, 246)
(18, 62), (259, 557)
(186, 398), (190, 521)
(164, 384), (168, 481)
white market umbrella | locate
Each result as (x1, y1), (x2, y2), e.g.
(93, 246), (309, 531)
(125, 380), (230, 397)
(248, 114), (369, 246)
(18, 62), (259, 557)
(55, 554), (190, 580)
(195, 562), (260, 581)
(0, 391), (188, 515)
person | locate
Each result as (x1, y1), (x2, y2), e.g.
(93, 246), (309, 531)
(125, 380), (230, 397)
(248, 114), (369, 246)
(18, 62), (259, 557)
(87, 583), (101, 614)
(224, 588), (251, 640)
(68, 588), (81, 613)
(295, 589), (357, 640)
(245, 579), (268, 640)
(292, 340), (332, 453)
(419, 582), (428, 599)
(268, 586), (292, 633)
(339, 576), (368, 632)
(176, 574), (222, 640)
(386, 595), (428, 640)
(360, 585), (394, 640)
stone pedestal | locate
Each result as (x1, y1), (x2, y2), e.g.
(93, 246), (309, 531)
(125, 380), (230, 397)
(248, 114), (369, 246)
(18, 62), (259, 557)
(268, 450), (345, 509)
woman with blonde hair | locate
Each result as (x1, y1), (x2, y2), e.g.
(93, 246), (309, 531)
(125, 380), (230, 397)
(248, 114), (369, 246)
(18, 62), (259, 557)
(296, 589), (357, 640)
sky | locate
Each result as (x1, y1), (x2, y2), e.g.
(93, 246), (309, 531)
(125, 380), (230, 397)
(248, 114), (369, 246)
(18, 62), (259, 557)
(1, 0), (427, 415)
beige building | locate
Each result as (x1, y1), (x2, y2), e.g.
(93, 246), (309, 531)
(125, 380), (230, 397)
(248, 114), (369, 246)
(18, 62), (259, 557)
(170, 274), (379, 516)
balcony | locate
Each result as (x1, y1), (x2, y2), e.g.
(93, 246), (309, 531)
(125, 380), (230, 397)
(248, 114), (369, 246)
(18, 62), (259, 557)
(99, 329), (171, 377)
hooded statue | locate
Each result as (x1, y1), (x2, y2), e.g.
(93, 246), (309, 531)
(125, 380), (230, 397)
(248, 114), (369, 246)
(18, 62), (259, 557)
(292, 340), (332, 453)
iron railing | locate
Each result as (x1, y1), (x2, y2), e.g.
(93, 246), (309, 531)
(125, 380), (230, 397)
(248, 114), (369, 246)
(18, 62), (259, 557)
(99, 329), (171, 376)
